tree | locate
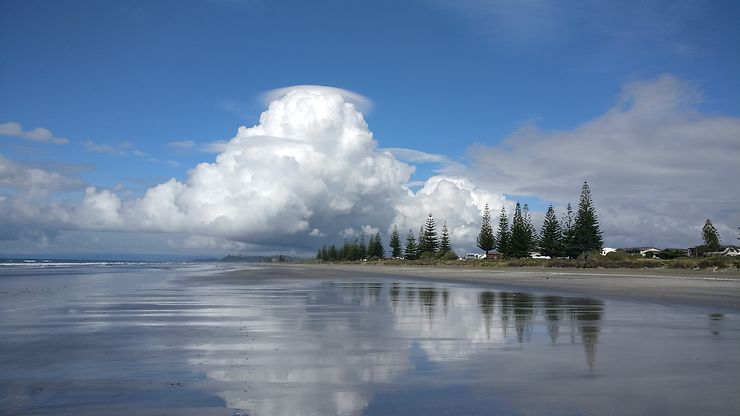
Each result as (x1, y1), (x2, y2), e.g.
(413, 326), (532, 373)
(416, 225), (426, 258)
(389, 225), (402, 258)
(476, 203), (495, 255)
(509, 202), (531, 258)
(439, 222), (452, 255)
(495, 207), (510, 257)
(523, 203), (538, 253)
(420, 212), (439, 254)
(316, 248), (322, 260)
(358, 235), (367, 259)
(369, 233), (385, 258)
(570, 182), (603, 257)
(702, 219), (721, 251)
(404, 229), (418, 260)
(327, 244), (338, 261)
(539, 205), (563, 258)
(562, 203), (576, 258)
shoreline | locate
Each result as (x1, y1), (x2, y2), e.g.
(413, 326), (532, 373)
(225, 263), (740, 310)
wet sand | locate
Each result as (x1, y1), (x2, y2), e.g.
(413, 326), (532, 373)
(2, 264), (739, 415)
(226, 264), (740, 310)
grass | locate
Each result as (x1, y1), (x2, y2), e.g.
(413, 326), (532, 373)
(304, 255), (739, 270)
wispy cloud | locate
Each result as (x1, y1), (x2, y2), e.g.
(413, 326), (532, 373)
(84, 141), (159, 163)
(0, 121), (69, 144)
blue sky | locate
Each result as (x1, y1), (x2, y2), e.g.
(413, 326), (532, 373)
(1, 0), (739, 258)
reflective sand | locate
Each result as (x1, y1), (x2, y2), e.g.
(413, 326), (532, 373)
(1, 264), (738, 415)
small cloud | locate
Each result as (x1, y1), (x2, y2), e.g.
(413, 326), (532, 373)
(201, 140), (228, 153)
(84, 141), (127, 156)
(309, 228), (325, 237)
(262, 85), (373, 114)
(166, 140), (196, 150)
(0, 121), (69, 144)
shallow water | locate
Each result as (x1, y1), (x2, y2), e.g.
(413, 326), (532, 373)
(1, 264), (738, 415)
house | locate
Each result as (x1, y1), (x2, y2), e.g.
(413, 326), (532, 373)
(705, 247), (740, 257)
(601, 247), (617, 256)
(639, 248), (661, 257)
(485, 251), (503, 260)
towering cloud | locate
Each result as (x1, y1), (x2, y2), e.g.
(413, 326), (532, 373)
(74, 86), (500, 249)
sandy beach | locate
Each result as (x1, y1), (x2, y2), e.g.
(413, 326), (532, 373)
(237, 264), (740, 310)
(2, 263), (739, 415)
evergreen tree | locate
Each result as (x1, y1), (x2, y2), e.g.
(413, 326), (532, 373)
(328, 244), (338, 261)
(320, 245), (329, 261)
(702, 219), (721, 251)
(404, 229), (418, 260)
(561, 203), (575, 258)
(358, 235), (367, 259)
(476, 203), (495, 255)
(316, 248), (322, 260)
(539, 205), (563, 258)
(389, 225), (402, 258)
(439, 222), (452, 255)
(417, 225), (426, 258)
(570, 182), (603, 256)
(523, 203), (538, 252)
(367, 233), (385, 258)
(420, 212), (439, 254)
(376, 233), (386, 258)
(495, 207), (510, 257)
(509, 202), (531, 258)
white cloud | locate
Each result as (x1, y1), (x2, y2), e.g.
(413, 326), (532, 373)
(464, 74), (740, 247)
(0, 121), (69, 144)
(71, 86), (500, 251)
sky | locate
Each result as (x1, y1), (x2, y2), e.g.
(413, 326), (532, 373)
(1, 0), (739, 259)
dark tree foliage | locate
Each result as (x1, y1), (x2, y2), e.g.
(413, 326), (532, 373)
(539, 205), (563, 258)
(327, 244), (338, 261)
(476, 203), (495, 255)
(523, 203), (538, 252)
(367, 233), (385, 258)
(416, 225), (426, 258)
(561, 203), (575, 258)
(316, 248), (322, 260)
(569, 182), (603, 257)
(358, 235), (367, 259)
(439, 222), (452, 255)
(404, 229), (418, 260)
(420, 212), (439, 255)
(389, 225), (402, 258)
(495, 207), (510, 257)
(509, 202), (532, 258)
(702, 219), (721, 251)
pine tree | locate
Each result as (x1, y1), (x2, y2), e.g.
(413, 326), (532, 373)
(404, 229), (418, 260)
(316, 248), (322, 260)
(439, 222), (452, 255)
(702, 219), (721, 251)
(389, 225), (402, 258)
(358, 235), (367, 259)
(562, 203), (576, 258)
(523, 203), (538, 253)
(570, 182), (603, 256)
(420, 212), (439, 255)
(328, 244), (338, 261)
(368, 233), (385, 258)
(509, 202), (531, 258)
(417, 225), (426, 258)
(495, 207), (510, 257)
(476, 203), (495, 255)
(539, 205), (563, 258)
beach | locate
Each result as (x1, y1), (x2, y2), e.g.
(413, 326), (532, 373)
(2, 263), (739, 415)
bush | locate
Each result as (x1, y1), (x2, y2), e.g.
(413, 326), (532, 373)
(440, 251), (459, 261)
(419, 251), (436, 261)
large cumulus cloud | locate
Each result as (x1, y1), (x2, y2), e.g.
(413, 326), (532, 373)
(70, 86), (500, 250)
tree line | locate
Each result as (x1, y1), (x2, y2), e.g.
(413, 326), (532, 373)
(317, 181), (603, 262)
(477, 181), (603, 258)
(316, 213), (456, 261)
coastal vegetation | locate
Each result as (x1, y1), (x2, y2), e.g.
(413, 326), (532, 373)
(312, 181), (737, 269)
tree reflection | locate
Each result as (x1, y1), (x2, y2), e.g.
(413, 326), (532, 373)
(479, 291), (495, 339)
